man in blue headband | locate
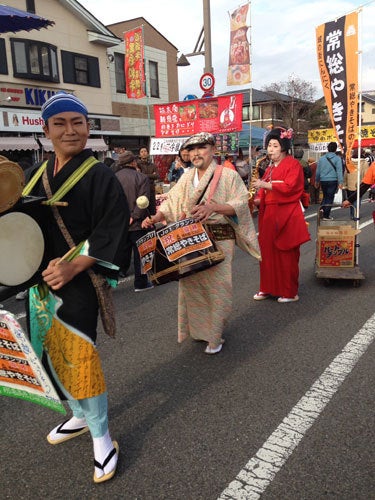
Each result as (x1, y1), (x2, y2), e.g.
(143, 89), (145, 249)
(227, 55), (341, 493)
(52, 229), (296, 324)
(24, 92), (129, 483)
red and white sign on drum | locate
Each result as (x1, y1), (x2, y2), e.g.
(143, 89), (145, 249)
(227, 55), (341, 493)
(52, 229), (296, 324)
(199, 72), (215, 93)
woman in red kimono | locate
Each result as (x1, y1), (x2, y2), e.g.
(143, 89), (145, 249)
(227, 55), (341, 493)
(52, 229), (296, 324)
(252, 127), (310, 302)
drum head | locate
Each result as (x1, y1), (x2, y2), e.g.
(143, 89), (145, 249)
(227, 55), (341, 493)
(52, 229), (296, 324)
(0, 212), (44, 286)
(0, 160), (25, 213)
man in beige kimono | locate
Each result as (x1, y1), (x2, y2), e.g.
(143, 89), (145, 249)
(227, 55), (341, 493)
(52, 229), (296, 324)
(143, 132), (260, 354)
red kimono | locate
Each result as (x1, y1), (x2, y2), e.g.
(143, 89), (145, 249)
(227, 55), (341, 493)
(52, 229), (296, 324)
(257, 155), (310, 298)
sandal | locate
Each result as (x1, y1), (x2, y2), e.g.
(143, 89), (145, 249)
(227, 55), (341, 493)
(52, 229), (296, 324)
(253, 292), (270, 301)
(47, 420), (89, 445)
(93, 441), (119, 483)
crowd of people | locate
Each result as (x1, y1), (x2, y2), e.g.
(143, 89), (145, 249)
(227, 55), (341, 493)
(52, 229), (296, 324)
(2, 91), (374, 485)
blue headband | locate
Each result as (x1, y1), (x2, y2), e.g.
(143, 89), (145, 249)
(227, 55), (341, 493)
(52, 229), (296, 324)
(41, 92), (88, 122)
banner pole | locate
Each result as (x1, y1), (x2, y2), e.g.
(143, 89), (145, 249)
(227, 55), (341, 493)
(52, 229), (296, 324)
(142, 25), (152, 140)
(355, 7), (363, 265)
(248, 1), (253, 188)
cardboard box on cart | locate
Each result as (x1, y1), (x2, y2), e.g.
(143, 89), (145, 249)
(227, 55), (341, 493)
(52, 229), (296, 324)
(317, 225), (360, 268)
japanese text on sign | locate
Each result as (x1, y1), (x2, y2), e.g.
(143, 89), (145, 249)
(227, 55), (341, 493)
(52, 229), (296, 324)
(157, 219), (213, 262)
(136, 231), (157, 274)
(153, 94), (243, 138)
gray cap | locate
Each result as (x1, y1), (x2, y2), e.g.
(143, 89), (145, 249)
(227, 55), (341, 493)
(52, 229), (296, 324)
(182, 132), (215, 150)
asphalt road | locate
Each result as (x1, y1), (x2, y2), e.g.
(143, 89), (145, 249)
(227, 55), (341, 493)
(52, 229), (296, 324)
(1, 201), (374, 500)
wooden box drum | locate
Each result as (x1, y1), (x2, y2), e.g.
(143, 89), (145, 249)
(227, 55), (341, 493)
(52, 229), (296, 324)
(150, 239), (225, 285)
(137, 219), (225, 286)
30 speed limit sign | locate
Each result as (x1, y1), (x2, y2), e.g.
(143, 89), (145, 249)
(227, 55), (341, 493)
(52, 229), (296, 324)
(199, 72), (215, 92)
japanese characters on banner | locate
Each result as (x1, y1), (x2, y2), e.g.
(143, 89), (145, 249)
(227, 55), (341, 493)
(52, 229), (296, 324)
(0, 311), (65, 414)
(153, 94), (243, 138)
(308, 127), (339, 144)
(150, 134), (239, 156)
(124, 26), (145, 99)
(227, 3), (251, 86)
(308, 125), (375, 152)
(150, 137), (188, 156)
(316, 12), (358, 172)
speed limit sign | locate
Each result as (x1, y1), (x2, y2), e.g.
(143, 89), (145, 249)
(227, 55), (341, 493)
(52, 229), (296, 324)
(199, 72), (215, 92)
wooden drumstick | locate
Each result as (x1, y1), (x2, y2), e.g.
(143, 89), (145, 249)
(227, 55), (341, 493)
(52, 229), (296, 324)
(41, 201), (69, 206)
(136, 196), (153, 225)
(56, 246), (77, 265)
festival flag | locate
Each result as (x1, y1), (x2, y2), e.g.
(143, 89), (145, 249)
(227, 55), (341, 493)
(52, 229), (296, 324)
(0, 310), (65, 414)
(227, 3), (250, 86)
(316, 12), (358, 172)
(124, 26), (146, 99)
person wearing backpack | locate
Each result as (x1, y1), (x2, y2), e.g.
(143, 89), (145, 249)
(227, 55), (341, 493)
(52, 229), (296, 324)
(315, 142), (343, 220)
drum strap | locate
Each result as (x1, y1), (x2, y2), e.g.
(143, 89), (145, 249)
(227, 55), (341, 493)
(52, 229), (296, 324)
(23, 156), (99, 204)
(206, 165), (224, 203)
(195, 164), (224, 206)
(22, 160), (48, 196)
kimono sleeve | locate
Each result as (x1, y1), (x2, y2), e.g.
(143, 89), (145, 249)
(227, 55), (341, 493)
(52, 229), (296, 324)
(86, 167), (130, 268)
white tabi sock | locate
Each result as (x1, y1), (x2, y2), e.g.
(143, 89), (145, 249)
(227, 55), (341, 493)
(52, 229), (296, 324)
(93, 430), (117, 479)
(48, 416), (87, 441)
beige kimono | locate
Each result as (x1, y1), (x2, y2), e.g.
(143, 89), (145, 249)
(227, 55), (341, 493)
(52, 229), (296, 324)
(159, 161), (260, 347)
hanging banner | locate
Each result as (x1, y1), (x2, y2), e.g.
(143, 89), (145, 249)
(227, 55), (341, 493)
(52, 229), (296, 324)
(308, 125), (375, 146)
(149, 137), (189, 155)
(316, 12), (358, 172)
(150, 134), (239, 155)
(0, 311), (65, 414)
(124, 26), (145, 99)
(227, 3), (250, 86)
(153, 94), (243, 138)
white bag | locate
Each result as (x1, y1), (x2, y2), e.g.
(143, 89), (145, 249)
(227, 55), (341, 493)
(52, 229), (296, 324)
(333, 188), (342, 204)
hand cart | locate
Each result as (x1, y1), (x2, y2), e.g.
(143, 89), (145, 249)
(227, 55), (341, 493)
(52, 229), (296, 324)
(314, 205), (365, 287)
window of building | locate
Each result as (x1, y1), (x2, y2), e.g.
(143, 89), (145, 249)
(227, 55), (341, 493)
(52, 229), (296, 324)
(114, 52), (125, 93)
(252, 105), (260, 120)
(149, 61), (159, 98)
(273, 103), (284, 121)
(242, 104), (260, 121)
(75, 56), (89, 85)
(26, 0), (36, 13)
(61, 51), (100, 88)
(0, 39), (8, 75)
(11, 38), (58, 82)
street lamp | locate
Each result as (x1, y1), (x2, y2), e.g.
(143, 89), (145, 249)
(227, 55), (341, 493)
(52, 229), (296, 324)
(176, 0), (213, 75)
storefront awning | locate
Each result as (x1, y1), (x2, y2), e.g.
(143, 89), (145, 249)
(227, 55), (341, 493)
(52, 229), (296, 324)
(0, 136), (39, 151)
(38, 137), (108, 152)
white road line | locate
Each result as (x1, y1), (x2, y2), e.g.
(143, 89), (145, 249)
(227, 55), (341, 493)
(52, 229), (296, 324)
(218, 313), (375, 500)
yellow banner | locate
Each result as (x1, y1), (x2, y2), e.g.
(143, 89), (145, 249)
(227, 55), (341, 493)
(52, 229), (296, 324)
(308, 125), (375, 144)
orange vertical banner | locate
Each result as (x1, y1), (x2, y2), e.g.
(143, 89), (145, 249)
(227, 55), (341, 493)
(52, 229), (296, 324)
(227, 3), (250, 86)
(124, 26), (146, 99)
(316, 12), (358, 172)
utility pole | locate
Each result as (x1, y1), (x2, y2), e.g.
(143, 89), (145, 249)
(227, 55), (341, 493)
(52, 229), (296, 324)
(202, 0), (213, 75)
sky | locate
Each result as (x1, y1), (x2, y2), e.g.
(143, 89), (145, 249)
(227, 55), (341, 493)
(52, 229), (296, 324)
(79, 0), (375, 101)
